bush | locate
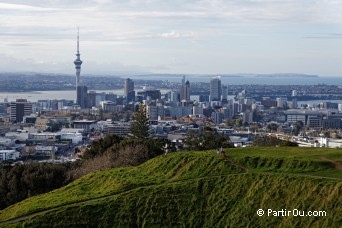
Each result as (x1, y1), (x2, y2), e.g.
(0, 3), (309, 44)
(253, 136), (298, 147)
(0, 163), (69, 210)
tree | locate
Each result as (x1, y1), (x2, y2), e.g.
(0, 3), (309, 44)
(235, 118), (243, 127)
(0, 163), (69, 210)
(82, 134), (123, 159)
(292, 121), (304, 135)
(267, 123), (278, 132)
(253, 136), (298, 147)
(130, 103), (150, 139)
(184, 127), (231, 151)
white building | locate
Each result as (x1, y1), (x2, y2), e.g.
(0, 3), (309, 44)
(60, 132), (83, 144)
(0, 150), (20, 161)
(193, 106), (203, 115)
(35, 146), (56, 156)
(0, 138), (13, 147)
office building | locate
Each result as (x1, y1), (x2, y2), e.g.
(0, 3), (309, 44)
(10, 99), (33, 122)
(77, 86), (88, 109)
(87, 91), (97, 108)
(222, 85), (228, 101)
(124, 78), (135, 102)
(180, 80), (190, 101)
(210, 76), (222, 101)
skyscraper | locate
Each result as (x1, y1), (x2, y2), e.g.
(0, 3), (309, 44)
(124, 78), (135, 102)
(222, 85), (228, 101)
(74, 28), (84, 106)
(210, 76), (222, 101)
(180, 80), (190, 101)
(77, 86), (88, 109)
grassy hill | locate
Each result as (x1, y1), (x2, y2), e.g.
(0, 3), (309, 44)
(0, 147), (341, 227)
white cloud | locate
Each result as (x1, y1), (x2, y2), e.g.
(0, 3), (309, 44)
(0, 2), (58, 11)
(160, 31), (195, 39)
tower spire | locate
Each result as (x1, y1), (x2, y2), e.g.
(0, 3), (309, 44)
(77, 27), (80, 54)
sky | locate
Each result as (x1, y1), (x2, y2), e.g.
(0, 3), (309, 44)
(0, 0), (342, 76)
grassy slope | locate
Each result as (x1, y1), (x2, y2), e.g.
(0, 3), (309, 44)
(0, 148), (341, 227)
(231, 147), (342, 178)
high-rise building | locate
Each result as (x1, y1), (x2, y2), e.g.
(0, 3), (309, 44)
(199, 94), (210, 102)
(210, 76), (222, 101)
(105, 93), (117, 103)
(87, 91), (97, 108)
(169, 90), (179, 102)
(126, 91), (135, 103)
(77, 86), (88, 109)
(180, 80), (190, 101)
(212, 112), (224, 124)
(10, 99), (33, 122)
(74, 28), (84, 106)
(276, 97), (288, 109)
(137, 90), (161, 100)
(222, 85), (228, 101)
(124, 78), (135, 102)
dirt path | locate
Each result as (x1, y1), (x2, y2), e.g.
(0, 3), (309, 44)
(320, 157), (342, 170)
(226, 158), (250, 173)
(169, 159), (192, 181)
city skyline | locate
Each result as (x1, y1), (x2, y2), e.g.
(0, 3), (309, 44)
(0, 1), (342, 76)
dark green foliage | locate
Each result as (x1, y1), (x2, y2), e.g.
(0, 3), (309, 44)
(0, 163), (69, 210)
(130, 103), (150, 139)
(45, 122), (63, 132)
(82, 134), (123, 159)
(292, 120), (304, 135)
(267, 123), (278, 132)
(184, 127), (231, 150)
(253, 136), (298, 147)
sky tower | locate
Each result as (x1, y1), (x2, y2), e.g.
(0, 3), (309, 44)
(74, 28), (83, 89)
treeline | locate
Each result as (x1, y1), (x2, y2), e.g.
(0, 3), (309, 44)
(0, 163), (70, 210)
(70, 135), (175, 179)
(253, 136), (298, 147)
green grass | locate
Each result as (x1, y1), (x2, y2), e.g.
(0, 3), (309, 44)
(12, 174), (342, 227)
(229, 147), (342, 161)
(0, 147), (341, 227)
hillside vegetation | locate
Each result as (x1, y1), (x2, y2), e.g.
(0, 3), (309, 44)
(0, 147), (341, 227)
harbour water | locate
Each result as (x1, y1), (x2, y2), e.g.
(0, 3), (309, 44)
(1, 74), (341, 102)
(0, 89), (170, 102)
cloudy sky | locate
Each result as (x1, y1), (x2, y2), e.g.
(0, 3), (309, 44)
(0, 0), (342, 76)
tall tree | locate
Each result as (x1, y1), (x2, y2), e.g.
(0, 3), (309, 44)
(184, 127), (230, 151)
(130, 103), (150, 139)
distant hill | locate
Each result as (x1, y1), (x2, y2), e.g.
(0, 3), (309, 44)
(0, 147), (341, 227)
